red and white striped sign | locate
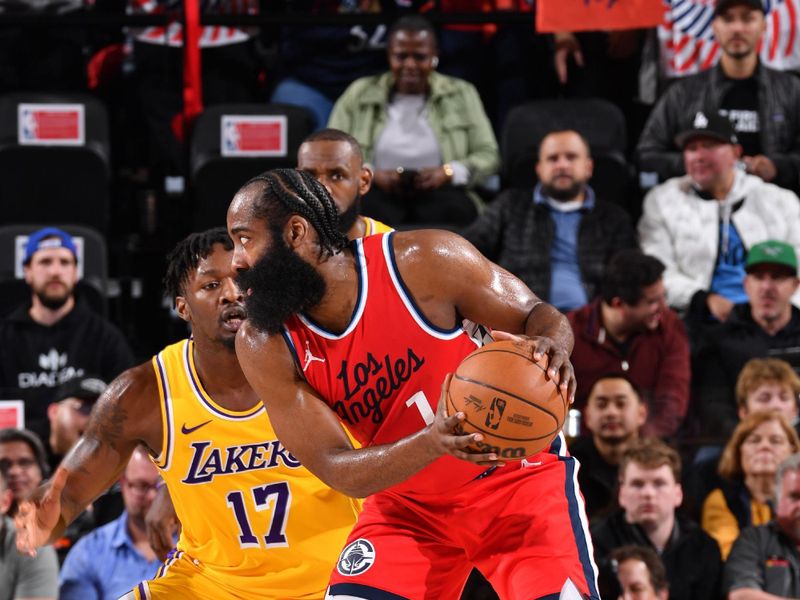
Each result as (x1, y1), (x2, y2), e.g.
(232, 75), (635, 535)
(18, 104), (85, 146)
(221, 115), (288, 157)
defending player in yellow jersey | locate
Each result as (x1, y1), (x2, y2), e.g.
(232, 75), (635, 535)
(15, 229), (360, 599)
(296, 128), (393, 240)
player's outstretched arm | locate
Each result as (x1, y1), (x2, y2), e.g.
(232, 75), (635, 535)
(237, 325), (501, 498)
(393, 230), (577, 402)
(16, 364), (162, 555)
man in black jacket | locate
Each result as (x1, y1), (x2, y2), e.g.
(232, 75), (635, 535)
(636, 0), (800, 192)
(591, 440), (722, 600)
(0, 228), (133, 443)
(462, 129), (636, 312)
(692, 240), (800, 441)
(569, 374), (646, 522)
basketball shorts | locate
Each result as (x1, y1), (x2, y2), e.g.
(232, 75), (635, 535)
(327, 436), (600, 600)
(125, 550), (329, 600)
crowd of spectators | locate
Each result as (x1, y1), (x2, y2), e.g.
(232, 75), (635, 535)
(4, 0), (800, 598)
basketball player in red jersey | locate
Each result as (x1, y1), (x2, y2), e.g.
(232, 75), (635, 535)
(229, 169), (599, 600)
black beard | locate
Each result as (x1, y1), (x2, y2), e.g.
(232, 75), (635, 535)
(235, 238), (326, 334)
(338, 194), (362, 234)
(35, 289), (71, 311)
(540, 180), (584, 202)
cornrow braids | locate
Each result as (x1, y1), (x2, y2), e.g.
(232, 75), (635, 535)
(245, 168), (349, 258)
(164, 227), (233, 300)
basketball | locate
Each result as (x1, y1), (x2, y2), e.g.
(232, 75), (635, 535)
(446, 340), (568, 460)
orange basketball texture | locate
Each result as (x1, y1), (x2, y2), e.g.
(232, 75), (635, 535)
(446, 340), (568, 460)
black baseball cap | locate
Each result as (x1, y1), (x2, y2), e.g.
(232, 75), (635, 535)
(52, 376), (107, 414)
(714, 0), (764, 17)
(675, 111), (739, 149)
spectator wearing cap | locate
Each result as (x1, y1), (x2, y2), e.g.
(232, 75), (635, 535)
(47, 375), (106, 464)
(636, 0), (800, 192)
(0, 227), (134, 443)
(692, 241), (800, 441)
(638, 116), (800, 327)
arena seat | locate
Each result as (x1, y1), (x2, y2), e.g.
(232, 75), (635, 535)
(0, 93), (111, 232)
(0, 224), (108, 317)
(189, 103), (315, 230)
(500, 98), (633, 211)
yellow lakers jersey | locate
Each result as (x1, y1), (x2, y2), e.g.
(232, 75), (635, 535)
(151, 339), (359, 599)
(361, 216), (393, 236)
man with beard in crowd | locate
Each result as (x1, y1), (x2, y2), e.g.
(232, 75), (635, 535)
(297, 128), (393, 238)
(463, 129), (636, 313)
(228, 168), (599, 599)
(0, 227), (133, 442)
(14, 228), (360, 600)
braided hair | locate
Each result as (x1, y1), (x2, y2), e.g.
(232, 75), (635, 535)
(242, 168), (349, 258)
(163, 227), (233, 301)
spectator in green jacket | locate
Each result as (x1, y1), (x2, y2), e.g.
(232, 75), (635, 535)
(328, 14), (499, 228)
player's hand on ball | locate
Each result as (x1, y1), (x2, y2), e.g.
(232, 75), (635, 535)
(492, 331), (577, 404)
(15, 466), (68, 556)
(427, 374), (505, 467)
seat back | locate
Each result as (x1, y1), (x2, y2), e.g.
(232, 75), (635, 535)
(189, 103), (315, 230)
(500, 98), (631, 207)
(0, 93), (111, 231)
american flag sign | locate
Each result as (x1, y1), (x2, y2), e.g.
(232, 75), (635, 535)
(660, 0), (800, 77)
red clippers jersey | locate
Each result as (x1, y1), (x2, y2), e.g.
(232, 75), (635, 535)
(283, 232), (494, 495)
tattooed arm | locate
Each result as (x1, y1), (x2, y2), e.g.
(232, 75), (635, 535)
(15, 363), (163, 554)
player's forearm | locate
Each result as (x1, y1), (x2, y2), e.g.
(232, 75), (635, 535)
(523, 302), (574, 353)
(313, 429), (440, 498)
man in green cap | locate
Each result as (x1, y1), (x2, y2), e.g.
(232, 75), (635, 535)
(693, 240), (800, 441)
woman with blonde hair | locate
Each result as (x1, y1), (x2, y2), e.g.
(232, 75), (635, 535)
(701, 410), (800, 559)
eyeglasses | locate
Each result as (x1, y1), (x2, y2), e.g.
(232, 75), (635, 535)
(123, 479), (161, 495)
(0, 457), (38, 473)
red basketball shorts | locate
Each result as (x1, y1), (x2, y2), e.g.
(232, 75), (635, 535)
(327, 435), (600, 600)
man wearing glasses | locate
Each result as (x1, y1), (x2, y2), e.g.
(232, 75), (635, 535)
(58, 447), (162, 600)
(0, 428), (48, 517)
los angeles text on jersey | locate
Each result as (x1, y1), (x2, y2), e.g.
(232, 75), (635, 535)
(182, 440), (301, 484)
(333, 348), (425, 426)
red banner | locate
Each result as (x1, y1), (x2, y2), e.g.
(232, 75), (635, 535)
(537, 0), (666, 33)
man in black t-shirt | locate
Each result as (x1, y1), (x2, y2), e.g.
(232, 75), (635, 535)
(0, 228), (133, 443)
(569, 374), (646, 522)
(637, 0), (800, 192)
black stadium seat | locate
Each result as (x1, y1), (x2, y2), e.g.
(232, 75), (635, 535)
(0, 93), (111, 232)
(189, 103), (314, 230)
(500, 98), (633, 211)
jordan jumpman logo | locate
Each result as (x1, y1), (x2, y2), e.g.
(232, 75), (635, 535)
(303, 341), (326, 372)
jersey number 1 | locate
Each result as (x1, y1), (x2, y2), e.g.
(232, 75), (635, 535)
(405, 390), (435, 425)
(226, 481), (292, 549)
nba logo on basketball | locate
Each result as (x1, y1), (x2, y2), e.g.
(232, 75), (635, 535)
(485, 397), (506, 430)
(337, 539), (376, 576)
